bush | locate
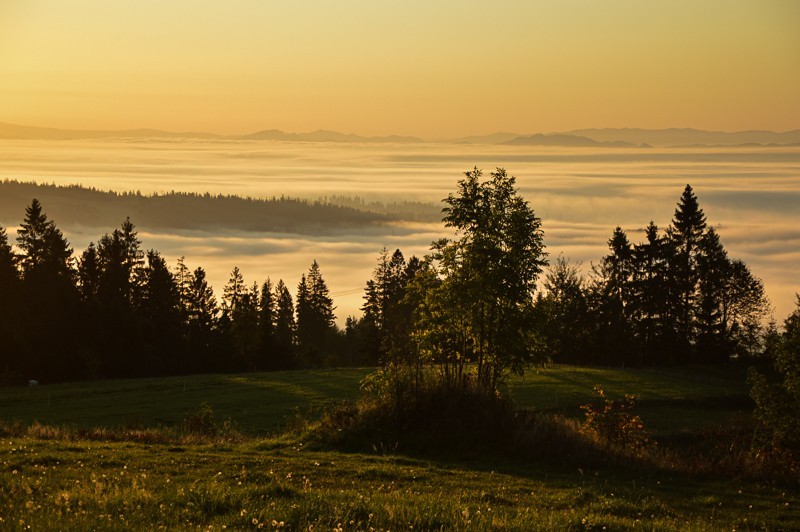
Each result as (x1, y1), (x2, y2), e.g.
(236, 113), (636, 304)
(748, 296), (800, 451)
(313, 370), (519, 454)
(183, 402), (218, 437)
(580, 386), (651, 450)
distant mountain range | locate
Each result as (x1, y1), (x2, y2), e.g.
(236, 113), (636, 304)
(499, 133), (643, 148)
(1, 121), (799, 148)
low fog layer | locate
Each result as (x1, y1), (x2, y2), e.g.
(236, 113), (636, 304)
(0, 139), (797, 322)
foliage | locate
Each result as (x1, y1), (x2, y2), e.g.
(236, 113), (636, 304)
(749, 295), (800, 450)
(580, 386), (651, 450)
(296, 260), (337, 367)
(417, 168), (547, 392)
(538, 185), (771, 366)
(183, 402), (218, 436)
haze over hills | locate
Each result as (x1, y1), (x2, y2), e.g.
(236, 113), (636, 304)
(565, 128), (800, 147)
(1, 121), (799, 147)
(0, 121), (222, 141)
(0, 180), (393, 235)
(240, 129), (425, 143)
(500, 133), (642, 148)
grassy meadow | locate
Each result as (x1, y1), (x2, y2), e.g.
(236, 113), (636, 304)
(1, 364), (797, 529)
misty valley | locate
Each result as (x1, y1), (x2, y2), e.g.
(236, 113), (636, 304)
(1, 139), (799, 530)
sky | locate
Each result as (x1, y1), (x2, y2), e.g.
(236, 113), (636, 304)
(1, 0), (798, 138)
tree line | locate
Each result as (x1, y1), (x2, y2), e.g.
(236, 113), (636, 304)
(349, 177), (773, 399)
(0, 199), (365, 384)
(0, 174), (780, 386)
(535, 185), (770, 366)
(0, 180), (387, 235)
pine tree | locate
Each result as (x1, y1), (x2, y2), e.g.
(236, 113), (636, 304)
(590, 227), (635, 364)
(273, 279), (296, 369)
(258, 279), (277, 370)
(184, 267), (220, 373)
(222, 266), (245, 316)
(296, 261), (336, 366)
(667, 185), (707, 355)
(17, 199), (74, 281)
(16, 200), (80, 382)
(537, 256), (591, 364)
(91, 220), (145, 378)
(0, 226), (22, 383)
(631, 222), (669, 364)
(696, 227), (731, 361)
(137, 250), (183, 375)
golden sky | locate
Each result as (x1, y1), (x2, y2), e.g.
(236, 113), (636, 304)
(1, 0), (798, 137)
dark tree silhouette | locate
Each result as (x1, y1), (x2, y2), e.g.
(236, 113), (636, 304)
(421, 168), (547, 391)
(273, 279), (297, 369)
(182, 266), (220, 373)
(137, 250), (183, 375)
(16, 199), (81, 382)
(296, 261), (336, 367)
(667, 185), (707, 356)
(0, 226), (23, 383)
(258, 279), (277, 370)
(630, 222), (670, 364)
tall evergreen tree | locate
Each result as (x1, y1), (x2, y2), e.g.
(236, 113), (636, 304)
(273, 279), (296, 369)
(184, 266), (220, 373)
(667, 185), (707, 355)
(631, 222), (670, 364)
(0, 226), (22, 383)
(696, 227), (731, 361)
(536, 256), (591, 364)
(591, 227), (636, 364)
(137, 250), (183, 375)
(220, 268), (260, 371)
(296, 261), (336, 366)
(90, 220), (145, 377)
(258, 278), (277, 370)
(16, 200), (81, 382)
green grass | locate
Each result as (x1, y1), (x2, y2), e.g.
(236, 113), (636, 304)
(0, 364), (749, 436)
(0, 368), (370, 434)
(509, 364), (751, 435)
(1, 436), (797, 530)
(1, 364), (794, 529)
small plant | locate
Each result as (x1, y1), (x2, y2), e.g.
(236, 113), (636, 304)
(580, 386), (651, 450)
(183, 402), (218, 437)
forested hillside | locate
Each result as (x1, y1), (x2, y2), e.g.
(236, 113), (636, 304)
(0, 180), (387, 234)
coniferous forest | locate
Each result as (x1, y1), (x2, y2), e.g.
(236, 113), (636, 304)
(0, 171), (777, 386)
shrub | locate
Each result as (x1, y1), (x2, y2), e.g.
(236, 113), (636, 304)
(313, 370), (519, 454)
(748, 296), (800, 451)
(183, 402), (218, 437)
(580, 386), (651, 450)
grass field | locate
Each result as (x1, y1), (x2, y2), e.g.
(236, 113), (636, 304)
(2, 364), (797, 530)
(0, 364), (749, 435)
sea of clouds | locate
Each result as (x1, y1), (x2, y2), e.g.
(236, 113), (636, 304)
(1, 139), (798, 324)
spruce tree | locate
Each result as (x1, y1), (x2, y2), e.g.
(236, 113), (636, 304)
(16, 200), (80, 381)
(185, 267), (220, 373)
(696, 227), (731, 361)
(592, 227), (635, 364)
(273, 279), (296, 369)
(92, 220), (145, 378)
(259, 279), (277, 370)
(0, 226), (22, 383)
(631, 222), (669, 364)
(667, 184), (707, 355)
(296, 261), (336, 366)
(137, 250), (183, 375)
